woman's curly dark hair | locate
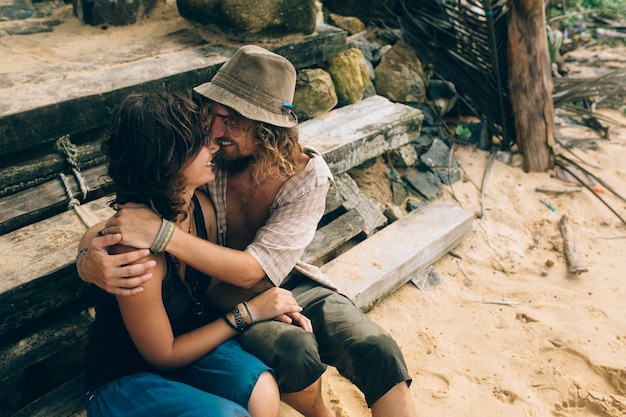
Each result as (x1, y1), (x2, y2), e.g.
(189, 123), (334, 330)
(102, 92), (205, 221)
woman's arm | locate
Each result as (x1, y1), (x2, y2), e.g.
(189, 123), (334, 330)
(117, 251), (305, 370)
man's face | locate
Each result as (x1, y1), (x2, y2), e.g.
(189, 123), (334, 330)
(207, 102), (256, 173)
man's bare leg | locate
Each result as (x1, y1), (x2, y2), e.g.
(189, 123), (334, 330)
(371, 381), (418, 417)
(280, 378), (336, 417)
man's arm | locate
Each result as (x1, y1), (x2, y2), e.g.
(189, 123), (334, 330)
(103, 205), (266, 289)
(165, 231), (265, 289)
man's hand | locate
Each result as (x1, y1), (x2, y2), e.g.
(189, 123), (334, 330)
(83, 233), (155, 296)
(285, 311), (313, 332)
(246, 288), (312, 332)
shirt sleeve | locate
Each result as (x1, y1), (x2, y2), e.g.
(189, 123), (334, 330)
(245, 154), (332, 286)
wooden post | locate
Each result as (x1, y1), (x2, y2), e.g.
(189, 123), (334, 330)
(507, 0), (556, 172)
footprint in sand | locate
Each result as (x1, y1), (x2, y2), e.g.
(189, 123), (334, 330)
(413, 371), (450, 399)
(537, 346), (626, 416)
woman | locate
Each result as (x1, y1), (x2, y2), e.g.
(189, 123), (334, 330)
(78, 92), (304, 417)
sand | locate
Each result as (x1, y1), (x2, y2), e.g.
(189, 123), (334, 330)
(3, 2), (626, 416)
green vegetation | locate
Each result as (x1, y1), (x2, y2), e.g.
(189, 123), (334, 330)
(547, 0), (626, 27)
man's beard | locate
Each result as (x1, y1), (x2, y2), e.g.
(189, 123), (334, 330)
(213, 150), (256, 174)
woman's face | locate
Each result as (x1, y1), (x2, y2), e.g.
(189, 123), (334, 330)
(182, 133), (219, 190)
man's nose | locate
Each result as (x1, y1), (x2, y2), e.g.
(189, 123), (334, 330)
(209, 117), (225, 139)
(209, 137), (220, 152)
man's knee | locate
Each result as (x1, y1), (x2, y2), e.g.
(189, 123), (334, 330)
(238, 322), (327, 393)
(272, 328), (327, 393)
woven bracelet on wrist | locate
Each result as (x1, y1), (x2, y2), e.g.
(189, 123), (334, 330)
(222, 314), (240, 332)
(150, 218), (175, 254)
(237, 303), (251, 326)
(76, 248), (90, 283)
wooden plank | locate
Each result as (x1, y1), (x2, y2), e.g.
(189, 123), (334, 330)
(0, 310), (92, 380)
(0, 197), (113, 295)
(322, 201), (474, 312)
(0, 95), (422, 235)
(302, 208), (365, 265)
(11, 375), (86, 417)
(0, 24), (346, 156)
(0, 29), (207, 91)
(334, 173), (387, 235)
(299, 95), (424, 174)
(0, 265), (95, 337)
(1, 137), (105, 198)
(0, 164), (110, 236)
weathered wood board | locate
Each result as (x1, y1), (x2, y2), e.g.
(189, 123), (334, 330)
(0, 24), (346, 155)
(0, 95), (423, 235)
(323, 201), (474, 312)
(301, 95), (424, 174)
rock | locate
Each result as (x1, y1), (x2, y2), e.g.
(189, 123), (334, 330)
(432, 167), (461, 185)
(74, 0), (157, 26)
(390, 180), (408, 206)
(389, 144), (418, 168)
(324, 0), (398, 23)
(374, 39), (427, 103)
(327, 48), (369, 106)
(177, 0), (317, 39)
(420, 138), (458, 169)
(428, 79), (458, 116)
(329, 13), (365, 35)
(293, 68), (338, 121)
(406, 197), (428, 212)
(402, 168), (443, 201)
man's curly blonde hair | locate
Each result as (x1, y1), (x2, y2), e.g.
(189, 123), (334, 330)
(249, 121), (303, 182)
(201, 102), (303, 183)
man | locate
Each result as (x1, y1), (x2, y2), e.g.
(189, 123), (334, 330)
(78, 45), (418, 417)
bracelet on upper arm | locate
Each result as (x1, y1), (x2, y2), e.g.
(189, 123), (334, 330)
(76, 247), (90, 283)
(150, 218), (175, 254)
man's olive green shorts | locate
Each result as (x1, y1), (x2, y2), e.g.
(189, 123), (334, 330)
(236, 275), (412, 407)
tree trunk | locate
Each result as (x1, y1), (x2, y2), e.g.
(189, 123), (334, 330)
(507, 0), (556, 172)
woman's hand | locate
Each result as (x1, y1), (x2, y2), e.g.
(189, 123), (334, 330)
(103, 204), (162, 249)
(246, 288), (311, 331)
(79, 221), (156, 296)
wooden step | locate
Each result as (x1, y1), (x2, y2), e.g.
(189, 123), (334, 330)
(0, 24), (346, 157)
(0, 95), (423, 234)
(0, 92), (424, 417)
(0, 95), (423, 332)
(323, 200), (474, 312)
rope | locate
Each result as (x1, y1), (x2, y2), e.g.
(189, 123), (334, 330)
(60, 173), (94, 228)
(56, 135), (89, 199)
(56, 136), (93, 228)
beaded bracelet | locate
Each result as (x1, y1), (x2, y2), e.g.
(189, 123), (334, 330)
(238, 303), (251, 327)
(233, 304), (246, 331)
(76, 247), (90, 283)
(150, 218), (175, 254)
(223, 303), (256, 333)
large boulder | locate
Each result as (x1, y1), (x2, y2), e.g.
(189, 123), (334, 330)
(177, 0), (317, 39)
(74, 0), (157, 26)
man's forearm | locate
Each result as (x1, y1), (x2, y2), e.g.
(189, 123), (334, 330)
(166, 228), (265, 288)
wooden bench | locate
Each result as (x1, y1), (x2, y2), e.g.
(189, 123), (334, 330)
(0, 23), (347, 235)
(0, 89), (432, 416)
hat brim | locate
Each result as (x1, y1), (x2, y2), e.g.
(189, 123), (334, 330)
(193, 82), (298, 128)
